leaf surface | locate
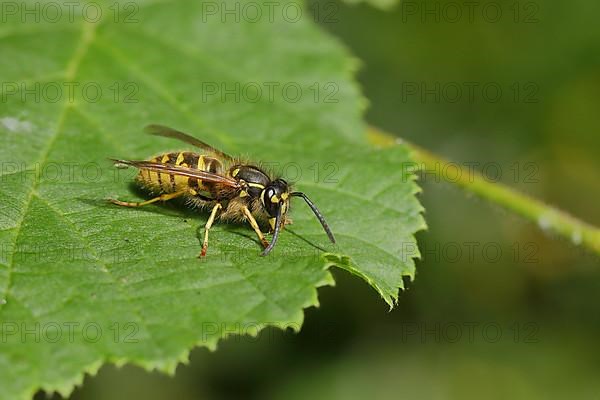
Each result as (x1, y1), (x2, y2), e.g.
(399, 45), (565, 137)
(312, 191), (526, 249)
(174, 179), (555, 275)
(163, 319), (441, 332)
(0, 1), (424, 398)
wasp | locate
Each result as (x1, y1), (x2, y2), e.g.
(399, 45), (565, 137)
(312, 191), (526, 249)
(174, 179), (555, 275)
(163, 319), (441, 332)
(109, 125), (335, 256)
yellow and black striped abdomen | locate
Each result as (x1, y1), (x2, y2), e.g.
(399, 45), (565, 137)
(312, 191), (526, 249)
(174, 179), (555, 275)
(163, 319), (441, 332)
(136, 151), (224, 194)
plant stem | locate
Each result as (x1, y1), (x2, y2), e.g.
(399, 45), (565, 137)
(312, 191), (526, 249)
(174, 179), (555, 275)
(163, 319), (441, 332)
(368, 126), (600, 256)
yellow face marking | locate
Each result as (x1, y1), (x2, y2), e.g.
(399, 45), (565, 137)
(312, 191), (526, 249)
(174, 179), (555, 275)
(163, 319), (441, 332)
(232, 168), (240, 177)
(240, 190), (248, 197)
(281, 192), (289, 200)
(161, 154), (170, 163)
(269, 218), (276, 231)
(175, 152), (185, 165)
(271, 195), (279, 203)
(281, 202), (288, 213)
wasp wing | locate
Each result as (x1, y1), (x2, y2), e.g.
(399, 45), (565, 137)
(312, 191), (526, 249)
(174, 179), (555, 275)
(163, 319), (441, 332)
(144, 124), (234, 161)
(111, 159), (240, 188)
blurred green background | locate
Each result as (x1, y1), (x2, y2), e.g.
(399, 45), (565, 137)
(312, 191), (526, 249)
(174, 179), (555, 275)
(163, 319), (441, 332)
(40, 0), (600, 398)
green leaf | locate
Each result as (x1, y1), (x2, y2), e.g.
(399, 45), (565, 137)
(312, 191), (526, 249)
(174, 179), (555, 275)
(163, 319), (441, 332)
(0, 0), (424, 398)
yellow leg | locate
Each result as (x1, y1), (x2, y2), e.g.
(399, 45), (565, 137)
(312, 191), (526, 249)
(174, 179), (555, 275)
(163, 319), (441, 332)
(242, 206), (269, 249)
(200, 203), (222, 257)
(109, 191), (185, 207)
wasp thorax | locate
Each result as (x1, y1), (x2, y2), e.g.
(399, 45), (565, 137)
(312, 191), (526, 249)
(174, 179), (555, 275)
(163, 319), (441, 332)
(232, 165), (270, 197)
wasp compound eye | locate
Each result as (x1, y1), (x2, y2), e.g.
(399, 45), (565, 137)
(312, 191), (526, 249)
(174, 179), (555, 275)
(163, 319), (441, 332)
(262, 187), (281, 217)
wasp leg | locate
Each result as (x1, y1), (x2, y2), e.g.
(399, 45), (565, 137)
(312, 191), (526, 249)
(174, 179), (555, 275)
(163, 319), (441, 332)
(109, 190), (185, 207)
(200, 203), (222, 257)
(242, 206), (269, 249)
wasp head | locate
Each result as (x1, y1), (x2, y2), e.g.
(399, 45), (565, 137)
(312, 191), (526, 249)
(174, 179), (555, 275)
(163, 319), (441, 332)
(262, 178), (290, 221)
(259, 178), (291, 256)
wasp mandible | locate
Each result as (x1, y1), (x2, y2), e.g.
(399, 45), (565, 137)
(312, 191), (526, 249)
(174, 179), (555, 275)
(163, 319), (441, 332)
(109, 125), (335, 256)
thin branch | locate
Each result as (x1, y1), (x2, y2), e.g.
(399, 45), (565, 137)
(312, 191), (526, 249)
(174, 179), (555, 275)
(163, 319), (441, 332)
(368, 126), (600, 256)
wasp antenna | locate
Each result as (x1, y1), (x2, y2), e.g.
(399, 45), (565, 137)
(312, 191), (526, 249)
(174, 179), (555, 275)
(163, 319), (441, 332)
(261, 208), (282, 256)
(291, 192), (336, 244)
